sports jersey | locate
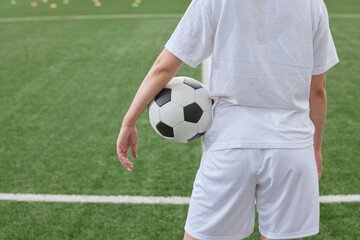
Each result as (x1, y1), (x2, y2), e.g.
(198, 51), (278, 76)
(165, 0), (339, 150)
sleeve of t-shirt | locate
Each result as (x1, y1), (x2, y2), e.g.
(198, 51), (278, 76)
(164, 0), (214, 68)
(312, 0), (339, 75)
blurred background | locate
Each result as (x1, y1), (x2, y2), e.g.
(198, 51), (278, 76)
(0, 0), (359, 239)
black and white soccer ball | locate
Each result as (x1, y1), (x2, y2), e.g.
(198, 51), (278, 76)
(148, 76), (214, 143)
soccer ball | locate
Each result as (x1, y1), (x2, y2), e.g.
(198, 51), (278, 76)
(148, 76), (213, 143)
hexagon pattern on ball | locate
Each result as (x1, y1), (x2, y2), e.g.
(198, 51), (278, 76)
(184, 103), (203, 123)
(148, 101), (162, 137)
(156, 121), (174, 138)
(173, 121), (198, 143)
(159, 101), (184, 127)
(155, 88), (171, 107)
(187, 132), (205, 142)
(195, 87), (212, 111)
(148, 76), (213, 143)
(171, 84), (196, 107)
(184, 77), (203, 90)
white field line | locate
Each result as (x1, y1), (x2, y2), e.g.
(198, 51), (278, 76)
(0, 193), (190, 205)
(0, 14), (183, 23)
(319, 194), (360, 203)
(0, 193), (359, 204)
(0, 13), (359, 23)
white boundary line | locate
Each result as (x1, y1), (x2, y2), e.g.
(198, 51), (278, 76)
(320, 195), (360, 203)
(0, 14), (183, 23)
(0, 13), (359, 23)
(0, 193), (190, 205)
(0, 193), (359, 204)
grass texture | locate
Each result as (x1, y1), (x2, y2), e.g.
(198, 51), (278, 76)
(0, 202), (358, 239)
(0, 0), (359, 239)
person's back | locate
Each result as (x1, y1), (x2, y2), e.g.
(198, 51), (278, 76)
(210, 0), (336, 110)
(165, 0), (338, 151)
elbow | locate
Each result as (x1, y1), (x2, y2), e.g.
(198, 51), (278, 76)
(310, 88), (326, 99)
(152, 64), (170, 77)
(152, 58), (174, 76)
(310, 73), (326, 97)
(310, 81), (326, 97)
(150, 48), (183, 80)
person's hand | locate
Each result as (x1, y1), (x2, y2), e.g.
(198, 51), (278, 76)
(116, 124), (138, 171)
(314, 150), (322, 181)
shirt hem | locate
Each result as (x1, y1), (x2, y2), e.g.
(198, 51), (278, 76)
(204, 140), (314, 151)
(312, 55), (339, 75)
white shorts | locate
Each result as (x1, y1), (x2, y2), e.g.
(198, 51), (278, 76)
(185, 146), (319, 240)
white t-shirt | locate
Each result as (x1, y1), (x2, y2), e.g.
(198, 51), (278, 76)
(165, 0), (339, 151)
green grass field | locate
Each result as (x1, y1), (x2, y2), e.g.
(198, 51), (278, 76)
(0, 0), (359, 239)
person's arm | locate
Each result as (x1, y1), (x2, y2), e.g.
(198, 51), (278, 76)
(309, 72), (327, 181)
(122, 48), (183, 127)
(117, 48), (183, 171)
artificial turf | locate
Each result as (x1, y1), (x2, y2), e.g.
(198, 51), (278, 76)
(0, 17), (202, 196)
(0, 201), (358, 239)
(0, 0), (359, 239)
(0, 0), (358, 197)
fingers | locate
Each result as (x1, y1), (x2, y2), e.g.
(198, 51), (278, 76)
(117, 143), (134, 171)
(132, 144), (138, 159)
(116, 125), (138, 171)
